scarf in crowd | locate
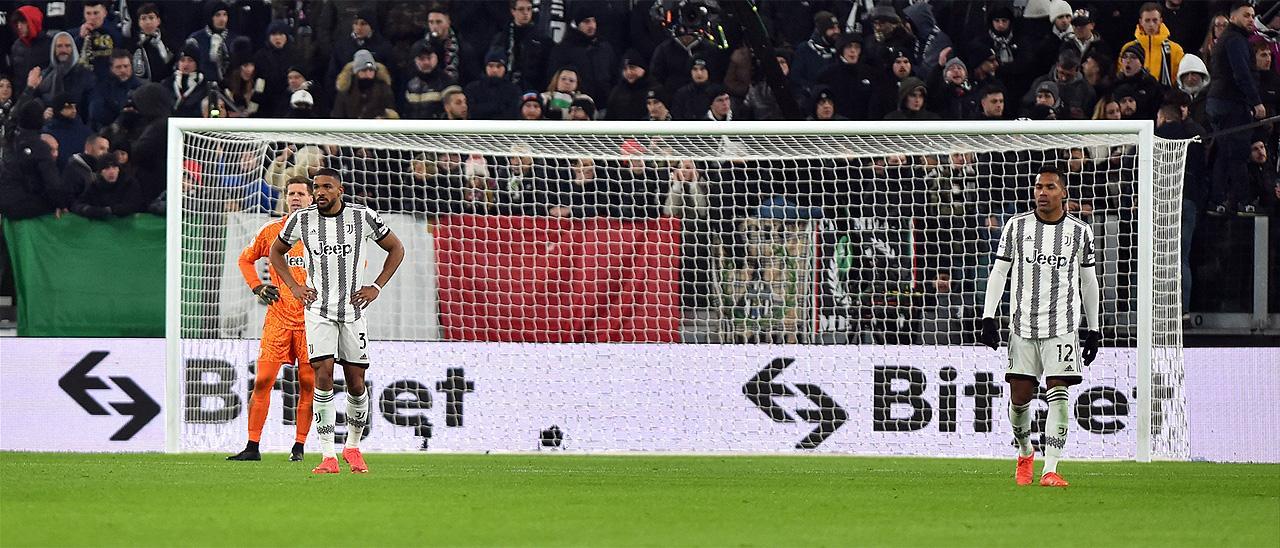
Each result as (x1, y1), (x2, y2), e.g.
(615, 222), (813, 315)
(172, 71), (206, 107)
(807, 33), (837, 60)
(132, 31), (172, 81)
(989, 30), (1015, 64)
(440, 28), (461, 81)
(208, 27), (229, 79)
(1159, 40), (1173, 86)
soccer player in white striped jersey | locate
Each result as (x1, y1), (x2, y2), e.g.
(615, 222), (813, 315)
(271, 168), (405, 474)
(979, 165), (1102, 488)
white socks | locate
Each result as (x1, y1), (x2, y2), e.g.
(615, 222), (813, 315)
(1009, 401), (1033, 457)
(314, 389), (336, 459)
(1043, 386), (1071, 475)
(344, 390), (369, 450)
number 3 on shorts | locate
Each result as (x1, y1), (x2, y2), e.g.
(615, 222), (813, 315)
(359, 333), (366, 349)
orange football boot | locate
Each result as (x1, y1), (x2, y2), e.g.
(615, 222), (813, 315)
(342, 448), (369, 473)
(1016, 454), (1035, 486)
(1040, 472), (1069, 487)
(311, 457), (340, 474)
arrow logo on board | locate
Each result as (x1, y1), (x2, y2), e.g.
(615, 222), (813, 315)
(742, 357), (848, 449)
(58, 351), (160, 441)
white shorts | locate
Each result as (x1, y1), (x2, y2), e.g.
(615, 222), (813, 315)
(304, 308), (370, 367)
(1007, 332), (1083, 385)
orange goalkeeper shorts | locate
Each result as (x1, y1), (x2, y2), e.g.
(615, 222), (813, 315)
(259, 322), (308, 366)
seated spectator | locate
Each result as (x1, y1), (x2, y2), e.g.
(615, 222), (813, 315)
(488, 0), (551, 91)
(806, 87), (845, 121)
(465, 51), (521, 120)
(61, 133), (111, 202)
(71, 1), (123, 81)
(164, 43), (209, 118)
(327, 8), (393, 97)
(673, 58), (716, 121)
(221, 38), (265, 117)
(440, 86), (468, 120)
(548, 157), (603, 218)
(34, 32), (94, 110)
(90, 50), (143, 130)
(971, 85), (1007, 120)
(332, 49), (396, 119)
(1024, 49), (1095, 119)
(568, 96), (596, 121)
(71, 155), (144, 219)
(43, 93), (92, 171)
(548, 7), (617, 104)
(645, 86), (673, 121)
(0, 101), (63, 219)
(604, 51), (650, 121)
(817, 35), (874, 120)
(129, 3), (178, 84)
(400, 37), (455, 120)
(253, 20), (301, 118)
(9, 6), (48, 95)
(884, 77), (940, 120)
(541, 67), (590, 120)
(518, 92), (545, 120)
(187, 0), (240, 82)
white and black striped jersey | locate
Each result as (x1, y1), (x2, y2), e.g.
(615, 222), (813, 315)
(994, 211), (1096, 339)
(279, 203), (391, 323)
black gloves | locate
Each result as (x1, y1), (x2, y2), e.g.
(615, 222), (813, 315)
(979, 317), (1000, 349)
(253, 283), (280, 305)
(1081, 330), (1102, 366)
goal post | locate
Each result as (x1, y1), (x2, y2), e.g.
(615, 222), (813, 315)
(165, 118), (1190, 460)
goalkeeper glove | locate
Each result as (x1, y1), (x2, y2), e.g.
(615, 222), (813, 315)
(979, 317), (1001, 349)
(253, 284), (280, 305)
(1081, 329), (1102, 366)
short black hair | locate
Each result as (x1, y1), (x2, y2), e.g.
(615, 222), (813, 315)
(83, 1), (108, 8)
(137, 3), (161, 17)
(979, 85), (1006, 99)
(1231, 1), (1255, 14)
(285, 175), (313, 193)
(110, 48), (131, 61)
(313, 167), (341, 183)
(1037, 164), (1065, 184)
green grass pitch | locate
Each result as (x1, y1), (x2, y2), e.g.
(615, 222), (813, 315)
(2, 453), (1277, 547)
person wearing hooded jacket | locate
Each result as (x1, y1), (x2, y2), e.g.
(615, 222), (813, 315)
(163, 42), (208, 118)
(672, 57), (718, 121)
(1177, 53), (1210, 129)
(9, 5), (49, 95)
(488, 0), (552, 92)
(1022, 49), (1096, 119)
(130, 82), (174, 205)
(817, 34), (875, 120)
(332, 49), (396, 119)
(604, 51), (652, 121)
(71, 155), (145, 219)
(884, 76), (940, 120)
(187, 0), (241, 83)
(1117, 3), (1185, 87)
(904, 0), (952, 80)
(548, 8), (618, 106)
(791, 11), (842, 94)
(465, 51), (522, 120)
(326, 8), (393, 99)
(400, 37), (456, 120)
(253, 20), (301, 118)
(926, 51), (975, 119)
(34, 31), (94, 111)
(0, 99), (63, 219)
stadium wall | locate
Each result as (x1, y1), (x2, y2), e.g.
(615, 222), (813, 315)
(1, 339), (1275, 463)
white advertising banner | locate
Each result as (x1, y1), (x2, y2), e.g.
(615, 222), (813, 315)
(1, 339), (1276, 462)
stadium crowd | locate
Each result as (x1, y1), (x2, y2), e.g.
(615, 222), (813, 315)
(0, 0), (1278, 328)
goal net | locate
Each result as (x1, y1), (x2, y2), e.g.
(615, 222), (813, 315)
(167, 120), (1191, 460)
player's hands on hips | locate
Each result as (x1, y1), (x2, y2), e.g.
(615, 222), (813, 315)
(979, 318), (1001, 349)
(252, 283), (280, 305)
(1081, 330), (1102, 366)
(350, 286), (380, 309)
(290, 284), (317, 305)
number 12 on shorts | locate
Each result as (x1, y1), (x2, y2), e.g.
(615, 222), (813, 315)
(1057, 344), (1074, 362)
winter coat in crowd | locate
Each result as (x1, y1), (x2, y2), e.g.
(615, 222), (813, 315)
(187, 0), (241, 82)
(130, 83), (174, 203)
(70, 15), (124, 81)
(326, 23), (394, 95)
(548, 27), (618, 105)
(604, 73), (652, 121)
(331, 59), (397, 119)
(89, 74), (143, 130)
(129, 25), (181, 83)
(1178, 54), (1211, 129)
(648, 36), (726, 92)
(72, 163), (146, 219)
(9, 6), (49, 94)
(1208, 21), (1262, 108)
(1023, 62), (1096, 120)
(816, 55), (877, 120)
(1118, 22), (1185, 87)
(0, 102), (64, 218)
(35, 32), (94, 110)
(464, 72), (521, 120)
(884, 76), (941, 121)
(490, 21), (552, 91)
(791, 30), (840, 93)
(42, 108), (92, 171)
(253, 22), (302, 118)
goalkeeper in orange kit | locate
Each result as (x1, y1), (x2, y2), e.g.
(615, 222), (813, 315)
(227, 177), (316, 462)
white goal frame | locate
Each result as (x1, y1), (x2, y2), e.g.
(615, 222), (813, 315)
(164, 118), (1161, 460)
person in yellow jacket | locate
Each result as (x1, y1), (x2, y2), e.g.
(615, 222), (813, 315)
(1117, 2), (1185, 86)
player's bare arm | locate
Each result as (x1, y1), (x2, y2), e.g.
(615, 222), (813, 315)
(269, 238), (315, 305)
(350, 230), (405, 309)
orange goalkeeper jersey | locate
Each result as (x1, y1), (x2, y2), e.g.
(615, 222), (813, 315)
(239, 217), (308, 331)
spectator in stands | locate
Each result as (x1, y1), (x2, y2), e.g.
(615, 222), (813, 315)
(1093, 94), (1121, 120)
(549, 157), (603, 218)
(613, 138), (664, 218)
(43, 93), (91, 170)
(967, 5), (1024, 92)
(327, 8), (392, 97)
(332, 49), (396, 119)
(456, 155), (497, 215)
(400, 38), (454, 120)
(280, 66), (317, 114)
(791, 11), (841, 93)
(496, 144), (541, 214)
(0, 100), (63, 219)
(1199, 14), (1228, 66)
(70, 155), (144, 219)
(647, 16), (726, 93)
(927, 50), (974, 120)
(0, 76), (13, 154)
(1119, 2), (1185, 87)
(253, 20), (300, 118)
(376, 1), (430, 76)
(746, 49), (798, 121)
(427, 6), (476, 84)
(1114, 43), (1165, 119)
(885, 77), (939, 121)
(72, 1), (122, 80)
(568, 96), (596, 121)
(541, 67), (588, 120)
(549, 7), (617, 105)
(972, 85), (1006, 120)
(1242, 138), (1275, 217)
(673, 58), (716, 121)
(490, 0), (551, 92)
(1253, 43), (1280, 119)
(645, 87), (672, 121)
(89, 50), (142, 130)
(164, 43), (208, 118)
(34, 32), (94, 111)
(1160, 0), (1209, 46)
(9, 6), (48, 94)
(817, 35), (874, 121)
(187, 0), (239, 82)
(465, 51), (521, 120)
(1177, 53), (1210, 129)
(441, 86), (468, 120)
(1024, 49), (1095, 119)
(1082, 49), (1116, 98)
(1029, 81), (1063, 118)
(127, 83), (171, 205)
(604, 51), (650, 121)
(704, 87), (735, 121)
(222, 38), (265, 117)
(1206, 2), (1265, 217)
(865, 6), (916, 73)
(664, 159), (707, 219)
(1153, 103), (1206, 317)
(1032, 0), (1076, 65)
(1064, 8), (1109, 60)
(285, 89), (315, 118)
(518, 92), (544, 120)
(61, 132), (109, 204)
(870, 48), (914, 119)
(129, 3), (178, 84)
(808, 86), (844, 121)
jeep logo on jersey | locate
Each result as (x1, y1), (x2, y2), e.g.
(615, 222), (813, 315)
(1025, 252), (1069, 268)
(315, 243), (353, 256)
